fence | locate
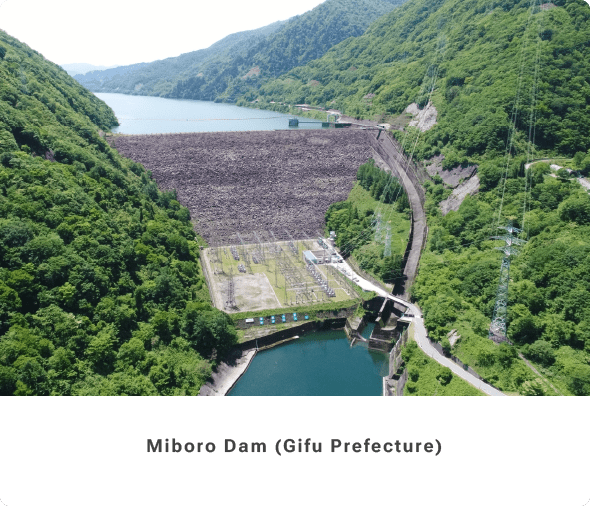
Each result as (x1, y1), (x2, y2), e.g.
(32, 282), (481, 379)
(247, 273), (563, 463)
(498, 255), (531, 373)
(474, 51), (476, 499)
(199, 251), (217, 308)
(234, 306), (355, 330)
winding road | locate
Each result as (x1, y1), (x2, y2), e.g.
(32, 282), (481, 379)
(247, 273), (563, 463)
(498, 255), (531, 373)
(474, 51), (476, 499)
(341, 262), (505, 396)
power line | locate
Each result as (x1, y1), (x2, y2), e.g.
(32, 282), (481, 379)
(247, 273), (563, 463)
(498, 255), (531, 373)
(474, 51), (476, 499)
(488, 0), (544, 344)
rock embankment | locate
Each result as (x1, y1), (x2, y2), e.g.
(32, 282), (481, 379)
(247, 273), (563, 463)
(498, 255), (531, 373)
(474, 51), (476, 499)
(199, 349), (257, 396)
(110, 130), (374, 245)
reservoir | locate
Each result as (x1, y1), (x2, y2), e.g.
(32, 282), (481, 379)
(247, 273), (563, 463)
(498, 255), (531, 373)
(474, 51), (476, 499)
(99, 92), (388, 395)
(228, 325), (389, 396)
(95, 93), (322, 135)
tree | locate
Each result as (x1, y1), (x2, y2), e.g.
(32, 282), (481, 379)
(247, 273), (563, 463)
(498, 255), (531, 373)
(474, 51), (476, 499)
(525, 340), (555, 367)
(85, 326), (117, 374)
(519, 378), (546, 396)
(558, 193), (590, 225)
(0, 365), (17, 395)
(565, 364), (590, 396)
(437, 367), (453, 386)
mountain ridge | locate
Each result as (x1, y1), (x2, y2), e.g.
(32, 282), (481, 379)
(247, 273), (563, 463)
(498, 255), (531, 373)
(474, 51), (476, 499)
(74, 0), (408, 101)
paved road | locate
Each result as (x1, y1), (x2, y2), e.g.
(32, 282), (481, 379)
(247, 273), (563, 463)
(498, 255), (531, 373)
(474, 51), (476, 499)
(524, 159), (590, 191)
(340, 262), (506, 396)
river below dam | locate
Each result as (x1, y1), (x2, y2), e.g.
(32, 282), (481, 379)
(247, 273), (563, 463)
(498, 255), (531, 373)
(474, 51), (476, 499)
(228, 324), (389, 396)
(98, 92), (388, 395)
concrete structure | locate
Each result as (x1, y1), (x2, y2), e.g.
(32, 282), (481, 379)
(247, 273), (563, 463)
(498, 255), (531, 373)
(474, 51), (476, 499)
(303, 250), (318, 264)
(303, 249), (331, 264)
(345, 316), (365, 341)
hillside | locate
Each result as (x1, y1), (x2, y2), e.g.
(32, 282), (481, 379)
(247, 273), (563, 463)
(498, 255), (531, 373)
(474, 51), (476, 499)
(256, 0), (590, 159)
(305, 0), (590, 394)
(74, 21), (286, 97)
(75, 0), (408, 102)
(0, 30), (237, 395)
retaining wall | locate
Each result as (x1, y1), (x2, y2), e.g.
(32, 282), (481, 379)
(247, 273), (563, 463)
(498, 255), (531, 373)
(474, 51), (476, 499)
(233, 318), (348, 351)
(395, 369), (409, 396)
(367, 131), (428, 298)
(389, 328), (410, 379)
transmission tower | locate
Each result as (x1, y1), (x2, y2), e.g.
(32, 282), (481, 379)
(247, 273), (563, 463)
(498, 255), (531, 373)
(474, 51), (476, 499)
(224, 268), (237, 310)
(374, 211), (383, 243)
(253, 231), (266, 264)
(383, 222), (392, 257)
(285, 230), (299, 256)
(236, 233), (250, 271)
(488, 223), (527, 344)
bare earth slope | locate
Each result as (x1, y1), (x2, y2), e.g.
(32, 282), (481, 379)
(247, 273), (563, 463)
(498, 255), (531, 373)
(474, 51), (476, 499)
(110, 130), (374, 244)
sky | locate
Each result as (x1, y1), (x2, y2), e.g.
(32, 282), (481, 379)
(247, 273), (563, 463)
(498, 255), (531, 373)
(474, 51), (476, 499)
(0, 0), (326, 66)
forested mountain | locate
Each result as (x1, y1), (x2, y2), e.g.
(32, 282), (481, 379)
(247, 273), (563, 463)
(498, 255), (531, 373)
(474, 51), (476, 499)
(256, 0), (590, 159)
(74, 21), (287, 97)
(0, 30), (237, 395)
(75, 0), (408, 101)
(299, 0), (589, 394)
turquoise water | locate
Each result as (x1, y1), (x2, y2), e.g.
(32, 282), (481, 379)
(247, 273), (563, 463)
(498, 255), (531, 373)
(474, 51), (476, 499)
(95, 93), (323, 135)
(228, 326), (389, 396)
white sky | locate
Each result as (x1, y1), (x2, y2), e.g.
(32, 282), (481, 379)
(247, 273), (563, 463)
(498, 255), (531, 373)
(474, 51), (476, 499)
(0, 0), (326, 66)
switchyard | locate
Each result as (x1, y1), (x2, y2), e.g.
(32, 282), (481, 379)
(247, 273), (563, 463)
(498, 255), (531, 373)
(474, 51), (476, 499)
(201, 235), (359, 313)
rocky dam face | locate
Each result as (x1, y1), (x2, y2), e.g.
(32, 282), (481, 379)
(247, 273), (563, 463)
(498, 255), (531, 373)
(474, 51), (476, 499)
(110, 129), (375, 244)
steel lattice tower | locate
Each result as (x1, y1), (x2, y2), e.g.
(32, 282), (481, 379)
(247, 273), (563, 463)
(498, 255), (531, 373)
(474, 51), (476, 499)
(383, 223), (392, 257)
(374, 211), (383, 243)
(225, 268), (237, 310)
(488, 224), (526, 344)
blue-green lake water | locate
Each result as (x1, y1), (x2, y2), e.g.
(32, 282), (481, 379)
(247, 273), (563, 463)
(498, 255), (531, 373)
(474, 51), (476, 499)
(95, 93), (323, 135)
(228, 325), (389, 396)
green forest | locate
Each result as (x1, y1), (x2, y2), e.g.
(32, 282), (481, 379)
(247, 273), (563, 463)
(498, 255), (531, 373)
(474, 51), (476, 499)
(254, 0), (590, 156)
(313, 0), (590, 395)
(325, 160), (410, 285)
(0, 31), (237, 395)
(412, 160), (590, 395)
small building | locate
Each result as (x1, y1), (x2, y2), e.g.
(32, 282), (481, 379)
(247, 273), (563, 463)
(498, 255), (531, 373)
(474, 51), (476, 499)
(303, 250), (318, 264)
(304, 249), (332, 264)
